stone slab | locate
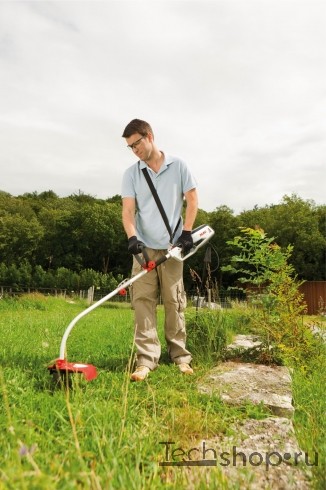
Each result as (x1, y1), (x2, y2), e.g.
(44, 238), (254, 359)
(200, 417), (312, 489)
(227, 334), (263, 351)
(198, 361), (294, 418)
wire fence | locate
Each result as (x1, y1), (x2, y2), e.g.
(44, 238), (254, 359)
(0, 284), (247, 309)
(2, 282), (325, 315)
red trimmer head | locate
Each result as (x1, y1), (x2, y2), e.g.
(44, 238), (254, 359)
(48, 359), (97, 381)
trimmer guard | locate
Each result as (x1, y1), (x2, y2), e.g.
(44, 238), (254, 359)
(48, 359), (97, 381)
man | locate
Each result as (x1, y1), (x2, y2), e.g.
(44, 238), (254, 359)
(121, 119), (198, 381)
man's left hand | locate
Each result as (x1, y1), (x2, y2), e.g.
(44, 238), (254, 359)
(177, 230), (193, 253)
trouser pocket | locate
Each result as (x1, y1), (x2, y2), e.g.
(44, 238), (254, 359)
(177, 284), (187, 312)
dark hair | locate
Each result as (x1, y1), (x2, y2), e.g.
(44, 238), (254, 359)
(122, 119), (154, 138)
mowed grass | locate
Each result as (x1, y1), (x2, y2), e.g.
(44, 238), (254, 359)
(0, 294), (324, 489)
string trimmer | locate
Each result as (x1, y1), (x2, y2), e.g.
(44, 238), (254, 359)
(48, 224), (214, 381)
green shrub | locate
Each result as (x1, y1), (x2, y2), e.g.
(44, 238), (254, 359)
(222, 227), (312, 366)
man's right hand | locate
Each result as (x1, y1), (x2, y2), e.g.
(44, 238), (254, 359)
(128, 236), (145, 255)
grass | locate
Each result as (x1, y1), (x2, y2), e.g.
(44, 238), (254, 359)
(0, 294), (325, 489)
(291, 339), (326, 490)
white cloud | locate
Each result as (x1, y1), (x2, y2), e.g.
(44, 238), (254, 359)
(0, 0), (325, 213)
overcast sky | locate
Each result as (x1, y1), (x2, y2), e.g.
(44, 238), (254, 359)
(1, 0), (325, 213)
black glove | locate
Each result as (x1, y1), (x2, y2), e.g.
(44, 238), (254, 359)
(177, 230), (193, 253)
(128, 236), (145, 255)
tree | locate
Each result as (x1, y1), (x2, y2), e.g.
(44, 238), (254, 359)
(73, 202), (126, 274)
(106, 194), (122, 204)
(183, 206), (239, 295)
(0, 191), (324, 291)
(36, 207), (83, 270)
(207, 205), (239, 287)
(239, 194), (326, 280)
(0, 214), (44, 265)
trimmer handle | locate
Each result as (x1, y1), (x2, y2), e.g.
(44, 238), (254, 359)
(172, 224), (215, 262)
(134, 225), (215, 265)
(134, 246), (168, 270)
(134, 246), (152, 268)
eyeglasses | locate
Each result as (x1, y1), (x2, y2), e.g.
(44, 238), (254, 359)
(127, 136), (144, 151)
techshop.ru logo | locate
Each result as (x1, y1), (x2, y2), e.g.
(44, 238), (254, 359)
(158, 441), (318, 470)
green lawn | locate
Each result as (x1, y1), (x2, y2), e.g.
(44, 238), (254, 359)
(0, 294), (324, 489)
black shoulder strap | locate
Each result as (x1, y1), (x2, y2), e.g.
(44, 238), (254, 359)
(141, 166), (180, 242)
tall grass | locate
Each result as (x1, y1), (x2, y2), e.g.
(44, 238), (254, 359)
(291, 339), (326, 490)
(0, 294), (324, 489)
(0, 294), (266, 489)
(185, 309), (229, 365)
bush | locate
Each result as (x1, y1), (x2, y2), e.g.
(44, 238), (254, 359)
(0, 261), (124, 293)
(222, 227), (312, 366)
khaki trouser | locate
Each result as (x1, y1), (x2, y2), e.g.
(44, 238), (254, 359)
(130, 248), (192, 370)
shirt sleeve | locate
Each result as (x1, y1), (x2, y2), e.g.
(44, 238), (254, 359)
(121, 168), (136, 198)
(181, 160), (197, 193)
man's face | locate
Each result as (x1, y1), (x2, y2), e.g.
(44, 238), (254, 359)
(126, 132), (153, 160)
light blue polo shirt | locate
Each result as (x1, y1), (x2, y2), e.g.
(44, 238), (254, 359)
(121, 154), (197, 249)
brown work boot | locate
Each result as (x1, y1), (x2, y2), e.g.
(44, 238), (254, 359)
(130, 365), (150, 381)
(178, 363), (194, 375)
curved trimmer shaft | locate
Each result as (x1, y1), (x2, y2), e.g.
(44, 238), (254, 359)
(48, 224), (214, 380)
(59, 267), (149, 360)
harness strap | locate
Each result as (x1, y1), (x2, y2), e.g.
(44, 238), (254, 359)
(141, 166), (181, 243)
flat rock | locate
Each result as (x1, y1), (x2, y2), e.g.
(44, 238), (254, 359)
(227, 334), (263, 351)
(310, 325), (326, 343)
(199, 417), (312, 489)
(198, 361), (294, 418)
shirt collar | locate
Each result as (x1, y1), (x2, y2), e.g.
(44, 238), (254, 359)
(138, 154), (174, 169)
